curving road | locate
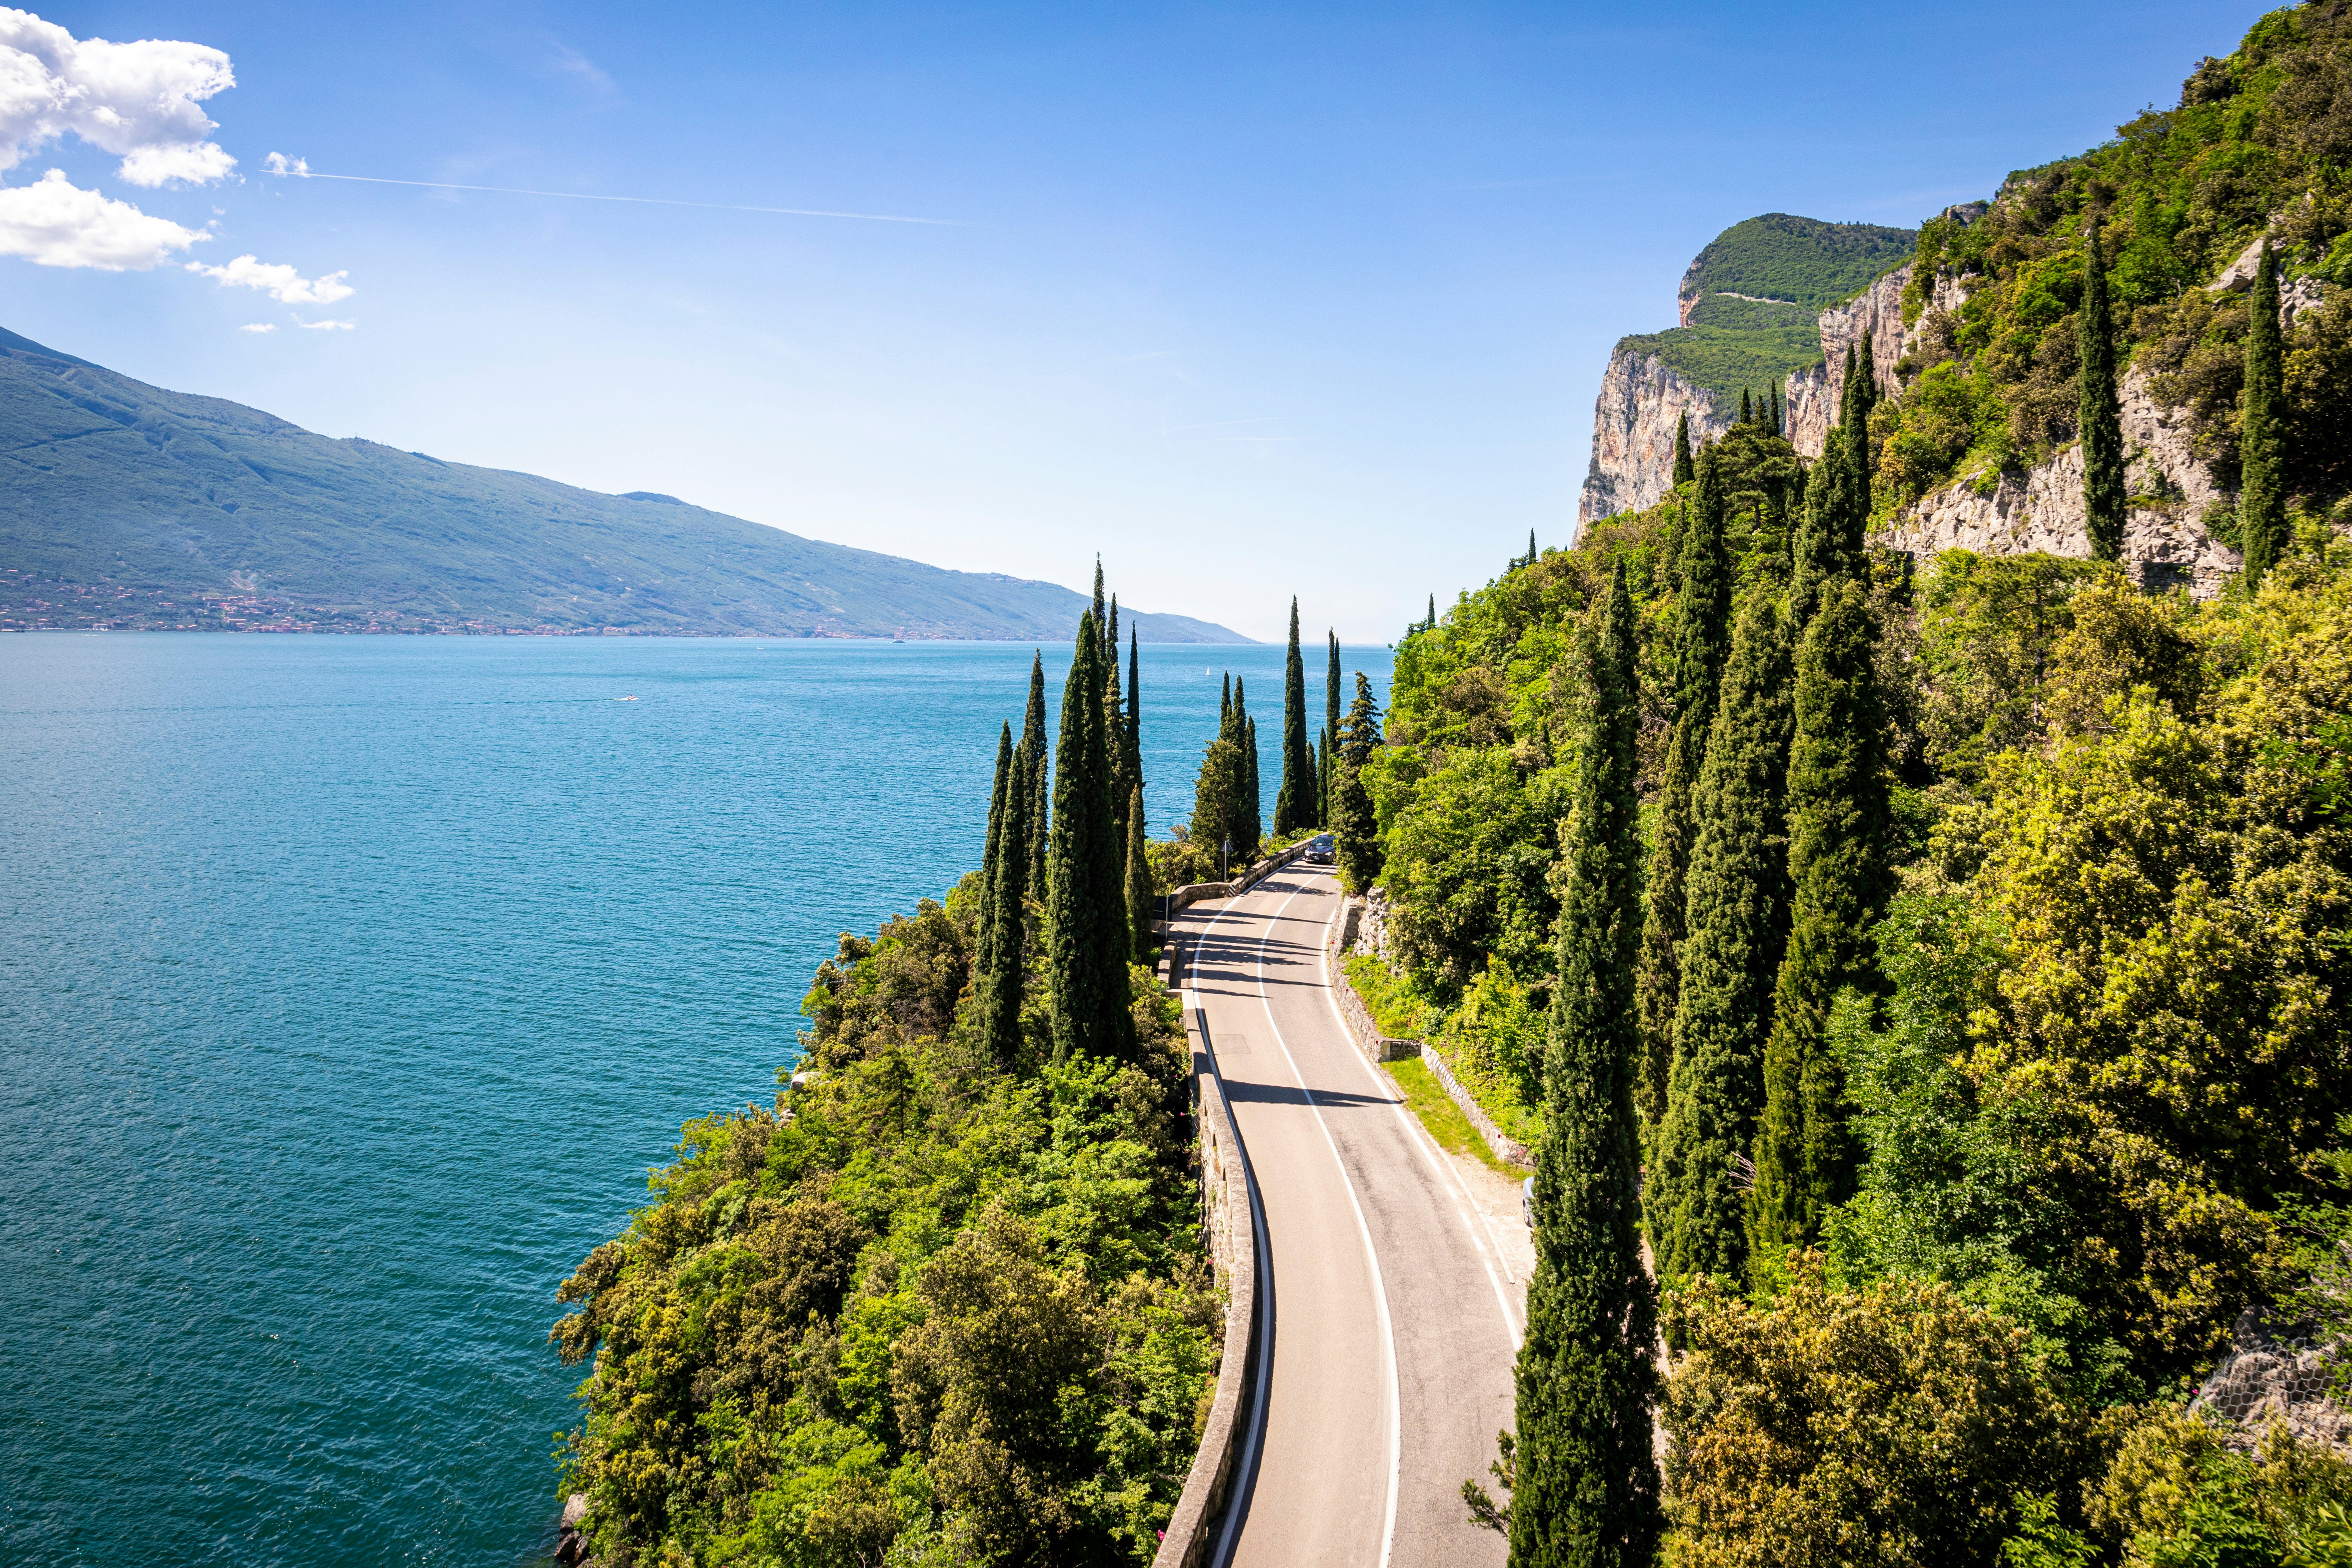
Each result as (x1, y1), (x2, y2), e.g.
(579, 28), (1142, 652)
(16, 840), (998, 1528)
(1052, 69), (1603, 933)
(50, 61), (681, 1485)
(1177, 861), (1528, 1568)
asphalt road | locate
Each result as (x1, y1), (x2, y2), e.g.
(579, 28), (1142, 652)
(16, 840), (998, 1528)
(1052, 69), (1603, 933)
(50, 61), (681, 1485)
(1178, 861), (1525, 1568)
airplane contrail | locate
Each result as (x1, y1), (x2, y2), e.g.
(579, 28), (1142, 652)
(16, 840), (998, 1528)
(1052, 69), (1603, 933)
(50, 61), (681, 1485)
(262, 156), (954, 225)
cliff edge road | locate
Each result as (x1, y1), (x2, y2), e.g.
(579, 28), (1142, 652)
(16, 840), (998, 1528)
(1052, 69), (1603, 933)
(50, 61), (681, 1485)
(1177, 863), (1525, 1568)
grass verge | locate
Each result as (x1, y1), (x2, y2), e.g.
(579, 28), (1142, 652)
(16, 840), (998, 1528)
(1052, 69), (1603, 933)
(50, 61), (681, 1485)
(1386, 1055), (1519, 1178)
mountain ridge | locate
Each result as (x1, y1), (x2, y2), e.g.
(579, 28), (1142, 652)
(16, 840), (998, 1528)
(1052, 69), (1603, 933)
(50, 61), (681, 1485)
(0, 329), (1248, 641)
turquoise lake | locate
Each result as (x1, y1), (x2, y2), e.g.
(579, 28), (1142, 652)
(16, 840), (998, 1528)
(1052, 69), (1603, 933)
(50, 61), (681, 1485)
(0, 631), (1392, 1566)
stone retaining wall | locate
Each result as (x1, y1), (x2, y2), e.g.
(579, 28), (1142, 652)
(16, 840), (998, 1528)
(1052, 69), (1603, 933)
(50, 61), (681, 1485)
(1150, 936), (1266, 1568)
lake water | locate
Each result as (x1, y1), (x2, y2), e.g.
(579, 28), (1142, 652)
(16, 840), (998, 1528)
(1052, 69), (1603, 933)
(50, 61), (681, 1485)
(0, 631), (1392, 1566)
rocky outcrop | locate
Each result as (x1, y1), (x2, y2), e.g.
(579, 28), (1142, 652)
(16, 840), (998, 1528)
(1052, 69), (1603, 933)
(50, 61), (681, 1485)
(1783, 264), (1911, 458)
(1884, 363), (2242, 595)
(2191, 1311), (2351, 1454)
(1577, 352), (1729, 526)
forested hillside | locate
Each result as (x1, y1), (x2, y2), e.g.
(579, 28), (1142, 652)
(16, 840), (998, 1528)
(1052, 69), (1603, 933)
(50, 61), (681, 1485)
(550, 588), (1219, 1566)
(1341, 11), (2352, 1560)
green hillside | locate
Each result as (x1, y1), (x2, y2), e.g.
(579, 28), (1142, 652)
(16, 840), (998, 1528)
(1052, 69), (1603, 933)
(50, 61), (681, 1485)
(1614, 214), (1917, 408)
(1683, 212), (1918, 312)
(0, 330), (1246, 640)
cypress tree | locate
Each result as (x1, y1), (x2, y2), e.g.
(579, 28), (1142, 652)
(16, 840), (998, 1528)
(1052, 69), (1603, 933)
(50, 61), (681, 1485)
(1739, 387), (1752, 425)
(1048, 613), (1132, 1064)
(2079, 220), (2127, 564)
(1105, 623), (1129, 841)
(1326, 630), (1345, 823)
(1106, 593), (1119, 677)
(1750, 580), (1889, 1262)
(1847, 335), (1878, 487)
(1428, 593), (1438, 633)
(1790, 408), (1861, 631)
(980, 728), (1030, 1069)
(1243, 709), (1263, 851)
(1091, 560), (1106, 650)
(1276, 598), (1310, 836)
(1771, 381), (1783, 437)
(1124, 628), (1144, 826)
(1022, 652), (1050, 896)
(1125, 785), (1154, 963)
(1650, 590), (1795, 1287)
(1672, 412), (1695, 487)
(1633, 445), (1733, 1131)
(1333, 672), (1384, 891)
(976, 722), (1013, 978)
(2242, 238), (2288, 585)
(1507, 554), (1661, 1568)
(1220, 672), (1233, 736)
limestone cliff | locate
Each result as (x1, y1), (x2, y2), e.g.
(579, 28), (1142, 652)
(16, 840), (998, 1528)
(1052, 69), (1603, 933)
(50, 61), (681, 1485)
(1577, 353), (1729, 524)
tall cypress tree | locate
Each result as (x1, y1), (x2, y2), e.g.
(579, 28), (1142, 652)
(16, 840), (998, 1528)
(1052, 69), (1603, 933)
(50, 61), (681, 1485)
(1124, 628), (1144, 828)
(1771, 380), (1783, 437)
(980, 729), (1030, 1069)
(1105, 617), (1131, 843)
(1324, 629), (1342, 824)
(1243, 709), (1263, 851)
(1125, 785), (1154, 963)
(1276, 598), (1310, 836)
(1504, 555), (1662, 1568)
(1739, 388), (1752, 425)
(1748, 580), (1889, 1263)
(2243, 238), (2288, 586)
(1333, 672), (1384, 891)
(1022, 652), (1050, 897)
(1790, 394), (1863, 633)
(1091, 560), (1106, 650)
(1847, 334), (1878, 489)
(1633, 446), (1733, 1131)
(976, 723), (1013, 978)
(1427, 593), (1438, 633)
(1650, 591), (1795, 1287)
(2079, 220), (2127, 563)
(1047, 613), (1132, 1064)
(1672, 412), (1695, 487)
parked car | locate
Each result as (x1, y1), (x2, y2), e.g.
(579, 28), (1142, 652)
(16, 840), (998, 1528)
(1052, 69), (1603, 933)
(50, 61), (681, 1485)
(1304, 833), (1334, 864)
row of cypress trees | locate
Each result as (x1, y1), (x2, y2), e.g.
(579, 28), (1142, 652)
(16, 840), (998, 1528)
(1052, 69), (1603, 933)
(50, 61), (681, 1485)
(1500, 344), (1898, 1567)
(971, 567), (1157, 1070)
(1639, 340), (1892, 1289)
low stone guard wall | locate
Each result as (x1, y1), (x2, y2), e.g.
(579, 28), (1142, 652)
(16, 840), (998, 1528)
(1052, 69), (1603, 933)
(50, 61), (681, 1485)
(1151, 935), (1266, 1568)
(1167, 838), (1316, 916)
(1326, 895), (1534, 1170)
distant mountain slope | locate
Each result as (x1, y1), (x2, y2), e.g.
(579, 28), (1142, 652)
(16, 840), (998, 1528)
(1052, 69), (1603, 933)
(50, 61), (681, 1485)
(0, 329), (1247, 640)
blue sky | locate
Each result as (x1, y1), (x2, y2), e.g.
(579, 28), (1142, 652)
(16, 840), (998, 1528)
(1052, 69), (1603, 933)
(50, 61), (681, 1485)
(3, 1), (2270, 641)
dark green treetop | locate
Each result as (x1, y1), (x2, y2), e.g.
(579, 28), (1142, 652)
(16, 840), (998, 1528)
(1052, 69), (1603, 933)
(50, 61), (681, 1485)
(1500, 553), (1663, 1568)
(1047, 612), (1134, 1065)
(1651, 589), (1795, 1288)
(1673, 413), (1696, 487)
(1748, 579), (1890, 1265)
(2079, 220), (2127, 563)
(2243, 238), (2288, 586)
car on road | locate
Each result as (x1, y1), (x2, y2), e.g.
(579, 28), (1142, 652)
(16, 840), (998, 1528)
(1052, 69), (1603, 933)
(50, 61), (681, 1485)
(1304, 833), (1334, 864)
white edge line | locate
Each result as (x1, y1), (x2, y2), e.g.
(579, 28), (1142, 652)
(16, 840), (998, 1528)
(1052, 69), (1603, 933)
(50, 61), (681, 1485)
(1189, 961), (1275, 1568)
(1245, 877), (1403, 1568)
(1304, 875), (1529, 1347)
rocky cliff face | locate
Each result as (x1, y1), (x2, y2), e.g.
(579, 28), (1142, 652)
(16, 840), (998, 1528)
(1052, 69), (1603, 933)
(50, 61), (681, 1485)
(1887, 363), (2242, 595)
(1784, 265), (1924, 458)
(1577, 352), (1730, 525)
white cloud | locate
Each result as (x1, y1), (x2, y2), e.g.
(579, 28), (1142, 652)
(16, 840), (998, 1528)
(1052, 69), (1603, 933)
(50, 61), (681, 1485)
(238, 321), (273, 332)
(0, 10), (236, 187)
(0, 166), (203, 267)
(262, 151), (306, 178)
(186, 252), (353, 304)
(295, 317), (352, 330)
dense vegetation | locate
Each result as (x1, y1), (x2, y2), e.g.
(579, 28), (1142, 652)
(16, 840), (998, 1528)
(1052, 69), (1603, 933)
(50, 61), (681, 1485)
(1615, 215), (1917, 409)
(551, 588), (1225, 1567)
(1874, 2), (2352, 523)
(1362, 19), (2352, 1550)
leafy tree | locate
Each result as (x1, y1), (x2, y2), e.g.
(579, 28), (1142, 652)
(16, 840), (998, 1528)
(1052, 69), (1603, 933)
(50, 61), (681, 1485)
(1048, 613), (1133, 1065)
(1651, 590), (1793, 1288)
(1661, 1258), (2097, 1568)
(1497, 555), (1662, 1568)
(1635, 445), (1734, 1129)
(2243, 238), (2288, 584)
(2080, 220), (2127, 563)
(1276, 598), (1312, 835)
(1382, 745), (1566, 992)
(1750, 580), (1890, 1263)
